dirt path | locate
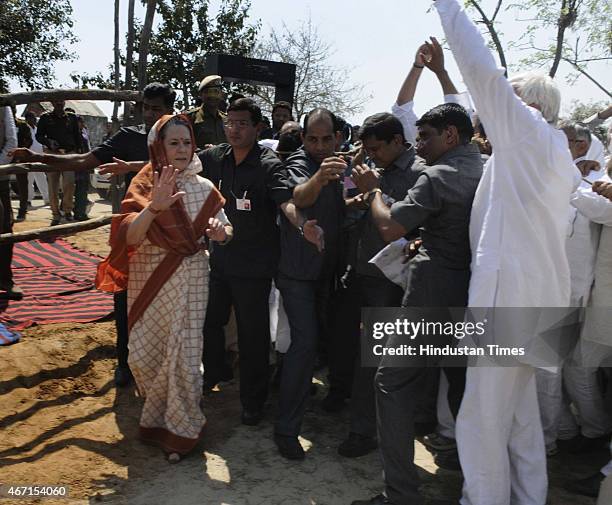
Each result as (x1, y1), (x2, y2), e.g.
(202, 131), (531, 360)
(0, 199), (604, 505)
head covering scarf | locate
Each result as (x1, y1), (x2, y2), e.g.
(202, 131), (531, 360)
(96, 114), (225, 328)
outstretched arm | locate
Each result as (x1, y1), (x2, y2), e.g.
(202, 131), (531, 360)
(392, 43), (431, 145)
(433, 0), (538, 148)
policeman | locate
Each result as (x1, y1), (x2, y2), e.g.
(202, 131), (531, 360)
(185, 75), (227, 148)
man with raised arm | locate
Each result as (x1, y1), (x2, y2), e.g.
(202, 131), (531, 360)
(392, 37), (471, 145)
(432, 1), (576, 504)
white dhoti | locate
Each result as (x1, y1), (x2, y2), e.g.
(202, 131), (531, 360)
(457, 366), (547, 505)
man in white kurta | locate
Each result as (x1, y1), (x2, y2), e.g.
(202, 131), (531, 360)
(434, 1), (576, 504)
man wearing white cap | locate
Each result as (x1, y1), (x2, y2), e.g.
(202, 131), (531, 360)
(186, 74), (227, 148)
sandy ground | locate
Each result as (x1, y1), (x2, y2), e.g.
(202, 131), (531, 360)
(0, 195), (605, 505)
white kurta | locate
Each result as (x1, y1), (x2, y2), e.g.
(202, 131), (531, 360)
(435, 1), (575, 504)
(391, 93), (473, 147)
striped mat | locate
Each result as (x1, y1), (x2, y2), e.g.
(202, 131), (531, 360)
(0, 239), (113, 330)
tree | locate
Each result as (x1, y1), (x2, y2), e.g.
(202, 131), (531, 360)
(0, 0), (77, 91)
(138, 0), (158, 92)
(124, 0), (136, 122)
(566, 99), (610, 143)
(145, 0), (260, 110)
(253, 17), (370, 120)
(112, 0), (121, 127)
(464, 0), (611, 98)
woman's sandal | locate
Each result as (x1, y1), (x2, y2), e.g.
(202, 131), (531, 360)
(166, 452), (182, 464)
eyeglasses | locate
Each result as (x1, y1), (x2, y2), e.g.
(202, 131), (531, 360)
(223, 119), (252, 129)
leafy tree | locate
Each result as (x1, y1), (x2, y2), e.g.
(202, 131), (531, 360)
(464, 0), (611, 97)
(0, 0), (77, 91)
(145, 0), (259, 110)
(253, 17), (370, 120)
(565, 99), (610, 143)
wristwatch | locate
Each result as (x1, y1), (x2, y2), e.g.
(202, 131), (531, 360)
(298, 222), (305, 236)
(368, 188), (383, 202)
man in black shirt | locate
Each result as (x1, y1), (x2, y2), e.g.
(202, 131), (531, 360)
(273, 108), (347, 459)
(12, 83), (176, 387)
(36, 101), (82, 225)
(337, 113), (423, 459)
(199, 98), (287, 426)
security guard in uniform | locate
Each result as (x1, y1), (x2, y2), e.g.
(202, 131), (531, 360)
(186, 75), (227, 148)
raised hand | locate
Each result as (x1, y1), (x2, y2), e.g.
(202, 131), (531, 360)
(415, 42), (432, 67)
(99, 157), (134, 176)
(351, 163), (380, 194)
(576, 159), (600, 177)
(205, 217), (228, 242)
(423, 37), (445, 74)
(315, 156), (347, 186)
(149, 165), (185, 213)
(303, 219), (325, 252)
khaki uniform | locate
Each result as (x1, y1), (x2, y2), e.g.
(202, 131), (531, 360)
(185, 106), (226, 149)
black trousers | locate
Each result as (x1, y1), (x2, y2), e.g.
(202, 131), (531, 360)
(203, 270), (272, 411)
(275, 273), (332, 436)
(16, 174), (28, 214)
(0, 181), (13, 285)
(375, 340), (466, 505)
(113, 290), (129, 368)
(327, 268), (361, 398)
(349, 275), (404, 437)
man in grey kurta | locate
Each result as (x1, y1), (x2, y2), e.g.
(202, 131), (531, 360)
(351, 103), (483, 505)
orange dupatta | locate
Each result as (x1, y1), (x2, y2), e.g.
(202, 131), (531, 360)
(95, 114), (225, 331)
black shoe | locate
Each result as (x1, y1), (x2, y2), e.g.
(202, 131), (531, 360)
(15, 211), (26, 222)
(64, 212), (74, 221)
(434, 450), (462, 472)
(338, 432), (378, 458)
(50, 218), (61, 226)
(350, 494), (393, 505)
(566, 472), (605, 497)
(0, 282), (24, 300)
(274, 433), (305, 460)
(74, 214), (89, 222)
(321, 390), (347, 412)
(114, 365), (133, 387)
(566, 433), (610, 454)
(241, 409), (264, 426)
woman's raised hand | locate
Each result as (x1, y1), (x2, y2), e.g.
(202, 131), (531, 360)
(149, 165), (185, 212)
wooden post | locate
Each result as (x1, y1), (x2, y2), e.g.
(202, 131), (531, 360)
(0, 216), (113, 245)
(0, 89), (141, 107)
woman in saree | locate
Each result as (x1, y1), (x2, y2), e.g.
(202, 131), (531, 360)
(97, 114), (231, 462)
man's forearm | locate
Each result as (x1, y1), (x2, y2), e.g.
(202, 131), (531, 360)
(293, 177), (324, 208)
(370, 191), (407, 243)
(28, 151), (100, 171)
(280, 200), (306, 229)
(396, 65), (424, 106)
(435, 69), (459, 96)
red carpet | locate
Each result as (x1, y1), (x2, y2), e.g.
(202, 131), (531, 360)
(0, 239), (113, 330)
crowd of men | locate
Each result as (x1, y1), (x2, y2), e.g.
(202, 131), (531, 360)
(3, 0), (612, 503)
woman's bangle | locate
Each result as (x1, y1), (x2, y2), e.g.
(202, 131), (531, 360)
(147, 204), (162, 215)
(413, 63), (424, 69)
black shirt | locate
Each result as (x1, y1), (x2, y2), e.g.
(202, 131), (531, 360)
(199, 143), (287, 278)
(91, 124), (149, 187)
(356, 146), (422, 278)
(36, 111), (83, 152)
(278, 148), (345, 281)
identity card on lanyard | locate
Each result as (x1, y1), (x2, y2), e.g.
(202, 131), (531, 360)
(236, 191), (251, 211)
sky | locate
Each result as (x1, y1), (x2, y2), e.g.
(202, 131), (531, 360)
(12, 0), (611, 125)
